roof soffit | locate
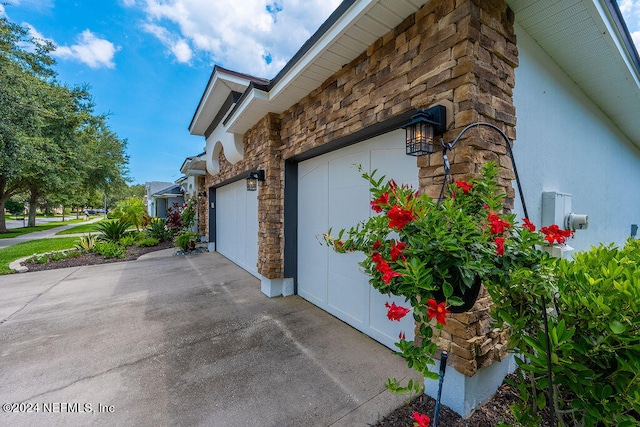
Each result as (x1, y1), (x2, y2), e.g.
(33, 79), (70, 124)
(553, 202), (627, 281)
(225, 0), (431, 134)
(506, 0), (640, 147)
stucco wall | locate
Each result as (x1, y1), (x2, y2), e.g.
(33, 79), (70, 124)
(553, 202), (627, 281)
(512, 23), (640, 253)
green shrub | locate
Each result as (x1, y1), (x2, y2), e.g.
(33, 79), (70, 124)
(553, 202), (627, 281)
(174, 231), (198, 251)
(489, 239), (640, 426)
(94, 219), (131, 243)
(76, 234), (97, 252)
(135, 236), (159, 247)
(93, 241), (125, 259)
(26, 249), (82, 264)
(146, 218), (172, 242)
(118, 234), (137, 247)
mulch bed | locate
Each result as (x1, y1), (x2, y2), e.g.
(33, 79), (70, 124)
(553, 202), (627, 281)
(373, 375), (523, 427)
(21, 240), (175, 272)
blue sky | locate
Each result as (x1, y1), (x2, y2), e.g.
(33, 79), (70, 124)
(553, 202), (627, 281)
(2, 0), (639, 186)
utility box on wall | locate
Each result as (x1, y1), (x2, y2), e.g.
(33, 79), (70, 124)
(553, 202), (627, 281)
(541, 191), (572, 227)
(541, 191), (574, 259)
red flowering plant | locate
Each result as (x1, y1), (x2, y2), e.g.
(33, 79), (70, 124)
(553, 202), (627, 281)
(324, 162), (559, 394)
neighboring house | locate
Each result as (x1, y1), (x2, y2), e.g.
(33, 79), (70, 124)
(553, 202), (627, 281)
(189, 0), (640, 416)
(144, 181), (184, 219)
(180, 153), (207, 235)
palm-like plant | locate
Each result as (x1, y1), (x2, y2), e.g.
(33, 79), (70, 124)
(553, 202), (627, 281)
(94, 219), (131, 242)
(110, 197), (150, 231)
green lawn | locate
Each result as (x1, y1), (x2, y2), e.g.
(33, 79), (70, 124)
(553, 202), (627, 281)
(0, 222), (68, 239)
(0, 237), (80, 275)
(0, 218), (96, 239)
(55, 220), (105, 235)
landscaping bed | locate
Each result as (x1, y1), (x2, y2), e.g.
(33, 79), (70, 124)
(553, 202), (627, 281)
(20, 240), (174, 272)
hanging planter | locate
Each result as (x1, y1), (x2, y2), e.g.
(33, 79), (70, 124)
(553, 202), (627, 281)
(432, 275), (482, 313)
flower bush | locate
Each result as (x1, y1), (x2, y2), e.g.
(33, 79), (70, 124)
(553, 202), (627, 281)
(325, 161), (640, 425)
(324, 162), (551, 391)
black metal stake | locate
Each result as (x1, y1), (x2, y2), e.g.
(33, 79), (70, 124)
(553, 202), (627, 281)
(540, 296), (557, 426)
(432, 351), (448, 427)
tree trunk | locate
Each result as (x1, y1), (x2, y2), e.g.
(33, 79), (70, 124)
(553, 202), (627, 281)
(61, 205), (65, 222)
(28, 189), (39, 227)
(0, 199), (8, 234)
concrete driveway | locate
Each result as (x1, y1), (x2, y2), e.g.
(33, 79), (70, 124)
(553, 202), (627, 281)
(0, 249), (418, 426)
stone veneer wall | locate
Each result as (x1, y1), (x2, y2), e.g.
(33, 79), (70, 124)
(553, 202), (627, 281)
(196, 177), (207, 237)
(204, 0), (518, 377)
(203, 114), (284, 279)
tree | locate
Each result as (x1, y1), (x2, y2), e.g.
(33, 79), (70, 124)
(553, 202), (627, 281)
(0, 17), (130, 231)
(0, 16), (56, 232)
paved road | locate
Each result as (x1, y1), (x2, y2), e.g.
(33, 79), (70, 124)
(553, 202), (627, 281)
(0, 218), (102, 249)
(0, 250), (418, 426)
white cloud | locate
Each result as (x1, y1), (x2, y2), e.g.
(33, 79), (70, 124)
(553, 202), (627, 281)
(127, 0), (342, 78)
(143, 23), (193, 63)
(53, 30), (120, 69)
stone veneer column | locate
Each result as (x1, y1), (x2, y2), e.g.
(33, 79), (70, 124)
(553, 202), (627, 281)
(413, 0), (520, 417)
(255, 114), (293, 296)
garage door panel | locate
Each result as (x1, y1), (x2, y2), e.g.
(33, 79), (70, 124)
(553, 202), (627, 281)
(299, 163), (328, 229)
(298, 261), (327, 305)
(371, 148), (418, 187)
(328, 151), (368, 188)
(328, 187), (370, 229)
(298, 130), (417, 349)
(217, 180), (258, 277)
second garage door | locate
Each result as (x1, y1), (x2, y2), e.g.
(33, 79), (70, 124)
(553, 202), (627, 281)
(216, 179), (259, 277)
(297, 130), (418, 349)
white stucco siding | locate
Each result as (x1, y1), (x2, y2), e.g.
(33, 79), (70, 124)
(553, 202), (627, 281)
(512, 23), (640, 252)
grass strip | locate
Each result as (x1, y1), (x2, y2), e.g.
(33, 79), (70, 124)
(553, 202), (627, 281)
(0, 237), (80, 275)
(0, 222), (69, 239)
(55, 220), (105, 235)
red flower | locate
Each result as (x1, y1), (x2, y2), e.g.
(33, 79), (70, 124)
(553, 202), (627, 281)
(522, 218), (536, 232)
(370, 192), (389, 213)
(385, 302), (411, 321)
(372, 240), (382, 251)
(381, 267), (403, 284)
(455, 181), (473, 194)
(371, 253), (385, 272)
(487, 213), (511, 234)
(540, 224), (573, 245)
(412, 411), (431, 427)
(390, 240), (406, 261)
(427, 299), (450, 325)
(387, 205), (415, 230)
(398, 331), (406, 340)
(495, 237), (505, 256)
(372, 253), (403, 283)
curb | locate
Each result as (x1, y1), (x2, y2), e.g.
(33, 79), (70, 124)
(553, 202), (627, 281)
(9, 256), (30, 273)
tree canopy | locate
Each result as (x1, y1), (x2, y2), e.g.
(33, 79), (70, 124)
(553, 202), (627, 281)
(0, 16), (130, 231)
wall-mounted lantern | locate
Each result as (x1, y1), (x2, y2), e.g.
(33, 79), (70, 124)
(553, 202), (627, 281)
(401, 105), (447, 156)
(246, 170), (265, 191)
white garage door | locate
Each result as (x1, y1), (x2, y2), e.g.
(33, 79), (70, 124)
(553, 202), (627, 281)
(298, 130), (417, 349)
(216, 179), (259, 277)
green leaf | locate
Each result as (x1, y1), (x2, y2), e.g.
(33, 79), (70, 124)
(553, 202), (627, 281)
(443, 281), (453, 298)
(609, 320), (627, 334)
(536, 392), (546, 410)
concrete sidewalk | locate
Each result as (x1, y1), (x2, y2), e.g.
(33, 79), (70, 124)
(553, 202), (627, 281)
(0, 249), (419, 426)
(0, 217), (103, 249)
